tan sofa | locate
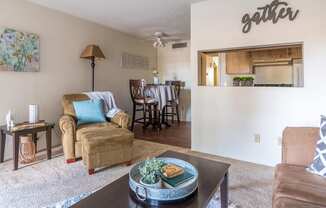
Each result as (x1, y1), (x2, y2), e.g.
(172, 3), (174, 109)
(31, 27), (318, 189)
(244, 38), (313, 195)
(59, 94), (134, 175)
(273, 127), (326, 208)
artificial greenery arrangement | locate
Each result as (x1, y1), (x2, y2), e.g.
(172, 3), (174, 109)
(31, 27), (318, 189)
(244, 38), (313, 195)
(139, 158), (165, 184)
(233, 76), (254, 86)
(233, 77), (242, 82)
(233, 76), (254, 81)
(242, 77), (254, 81)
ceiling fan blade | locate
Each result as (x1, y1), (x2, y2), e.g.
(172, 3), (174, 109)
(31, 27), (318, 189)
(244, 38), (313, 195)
(162, 37), (182, 41)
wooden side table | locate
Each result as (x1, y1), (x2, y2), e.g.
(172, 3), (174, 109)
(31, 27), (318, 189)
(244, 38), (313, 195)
(0, 122), (55, 170)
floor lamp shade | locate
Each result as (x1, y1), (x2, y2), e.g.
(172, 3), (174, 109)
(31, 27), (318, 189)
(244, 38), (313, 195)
(80, 45), (106, 91)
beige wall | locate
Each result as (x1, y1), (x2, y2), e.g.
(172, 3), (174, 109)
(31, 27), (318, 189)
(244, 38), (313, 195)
(191, 0), (326, 166)
(157, 42), (191, 121)
(0, 0), (156, 160)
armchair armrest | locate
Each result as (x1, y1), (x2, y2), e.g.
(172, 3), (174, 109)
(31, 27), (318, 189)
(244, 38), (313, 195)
(59, 115), (77, 160)
(282, 127), (319, 166)
(111, 111), (130, 129)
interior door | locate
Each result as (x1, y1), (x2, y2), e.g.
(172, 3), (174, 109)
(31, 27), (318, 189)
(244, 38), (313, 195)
(198, 52), (208, 86)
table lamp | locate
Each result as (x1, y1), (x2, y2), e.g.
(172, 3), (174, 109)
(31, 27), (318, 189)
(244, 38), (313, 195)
(80, 45), (106, 91)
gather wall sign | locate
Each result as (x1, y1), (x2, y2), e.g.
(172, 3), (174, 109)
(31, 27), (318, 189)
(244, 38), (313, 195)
(242, 0), (300, 33)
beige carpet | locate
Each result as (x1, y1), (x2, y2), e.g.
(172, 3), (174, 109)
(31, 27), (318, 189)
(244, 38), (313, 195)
(0, 140), (274, 208)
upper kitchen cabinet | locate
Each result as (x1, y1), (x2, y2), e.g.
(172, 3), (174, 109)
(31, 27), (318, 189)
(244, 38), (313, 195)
(226, 51), (252, 74)
(250, 47), (303, 62)
(289, 47), (303, 59)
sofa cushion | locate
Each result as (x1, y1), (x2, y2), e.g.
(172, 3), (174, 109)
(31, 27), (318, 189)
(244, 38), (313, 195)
(273, 164), (326, 208)
(273, 197), (326, 208)
(282, 127), (319, 166)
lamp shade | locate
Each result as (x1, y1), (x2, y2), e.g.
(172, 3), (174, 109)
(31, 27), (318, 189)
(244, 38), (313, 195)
(80, 45), (105, 60)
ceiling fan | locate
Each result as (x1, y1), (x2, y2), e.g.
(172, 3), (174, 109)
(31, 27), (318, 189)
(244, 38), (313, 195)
(147, 32), (180, 48)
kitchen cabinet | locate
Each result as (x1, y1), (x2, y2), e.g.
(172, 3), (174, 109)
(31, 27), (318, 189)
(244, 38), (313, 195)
(251, 48), (288, 61)
(250, 47), (303, 62)
(226, 51), (252, 74)
(289, 47), (302, 59)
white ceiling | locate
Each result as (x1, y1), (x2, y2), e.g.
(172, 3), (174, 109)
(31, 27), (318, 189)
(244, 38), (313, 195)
(28, 0), (204, 40)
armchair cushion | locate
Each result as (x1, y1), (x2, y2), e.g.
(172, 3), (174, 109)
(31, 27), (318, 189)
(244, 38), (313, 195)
(73, 99), (106, 125)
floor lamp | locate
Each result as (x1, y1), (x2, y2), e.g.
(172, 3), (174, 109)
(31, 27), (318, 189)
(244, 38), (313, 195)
(80, 45), (106, 91)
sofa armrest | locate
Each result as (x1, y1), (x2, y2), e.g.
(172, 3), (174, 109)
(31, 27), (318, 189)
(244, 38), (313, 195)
(59, 115), (77, 160)
(282, 127), (319, 167)
(111, 111), (130, 129)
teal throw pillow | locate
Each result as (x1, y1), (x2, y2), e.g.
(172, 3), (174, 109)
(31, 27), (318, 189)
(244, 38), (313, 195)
(73, 99), (106, 125)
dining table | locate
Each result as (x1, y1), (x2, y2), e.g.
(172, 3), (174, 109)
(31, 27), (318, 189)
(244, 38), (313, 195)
(144, 84), (178, 110)
(144, 84), (178, 127)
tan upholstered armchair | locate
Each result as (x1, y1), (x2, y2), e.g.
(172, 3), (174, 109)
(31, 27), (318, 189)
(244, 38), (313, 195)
(59, 94), (133, 174)
(273, 127), (326, 208)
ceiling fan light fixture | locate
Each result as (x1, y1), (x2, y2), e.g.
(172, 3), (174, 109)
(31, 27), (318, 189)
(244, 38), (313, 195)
(153, 38), (166, 48)
(160, 41), (166, 47)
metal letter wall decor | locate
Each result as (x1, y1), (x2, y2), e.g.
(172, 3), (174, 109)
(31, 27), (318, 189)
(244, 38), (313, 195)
(242, 0), (299, 33)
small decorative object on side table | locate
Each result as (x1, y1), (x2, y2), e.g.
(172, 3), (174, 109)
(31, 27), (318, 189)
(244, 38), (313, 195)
(20, 135), (36, 164)
(153, 70), (160, 84)
(0, 121), (54, 170)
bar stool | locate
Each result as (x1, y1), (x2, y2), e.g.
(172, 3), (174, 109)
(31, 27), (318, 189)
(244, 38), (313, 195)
(129, 79), (160, 131)
(163, 80), (182, 124)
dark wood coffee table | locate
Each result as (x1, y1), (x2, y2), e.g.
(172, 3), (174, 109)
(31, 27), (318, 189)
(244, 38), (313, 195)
(72, 151), (230, 208)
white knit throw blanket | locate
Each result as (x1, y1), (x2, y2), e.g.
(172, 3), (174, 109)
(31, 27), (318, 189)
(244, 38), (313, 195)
(84, 91), (122, 118)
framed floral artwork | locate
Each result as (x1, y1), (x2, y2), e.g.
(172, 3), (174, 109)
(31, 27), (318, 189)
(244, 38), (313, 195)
(0, 28), (40, 72)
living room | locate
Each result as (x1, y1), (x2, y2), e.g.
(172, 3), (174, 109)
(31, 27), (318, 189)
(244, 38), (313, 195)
(0, 0), (325, 208)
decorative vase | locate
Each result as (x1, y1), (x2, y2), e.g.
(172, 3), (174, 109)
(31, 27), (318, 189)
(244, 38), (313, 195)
(29, 104), (39, 123)
(153, 76), (160, 85)
(140, 177), (162, 188)
(19, 135), (36, 164)
(5, 110), (14, 130)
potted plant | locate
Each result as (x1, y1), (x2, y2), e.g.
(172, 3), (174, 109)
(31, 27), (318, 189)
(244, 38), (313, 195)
(244, 77), (254, 86)
(239, 77), (247, 86)
(139, 158), (165, 188)
(238, 77), (254, 86)
(233, 77), (241, 86)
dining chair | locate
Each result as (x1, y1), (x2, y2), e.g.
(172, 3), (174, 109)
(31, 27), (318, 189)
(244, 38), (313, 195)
(129, 79), (160, 131)
(163, 80), (182, 124)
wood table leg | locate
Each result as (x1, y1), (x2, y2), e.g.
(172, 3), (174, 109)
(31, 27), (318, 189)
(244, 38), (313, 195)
(13, 133), (19, 170)
(220, 172), (229, 208)
(46, 127), (52, 160)
(0, 130), (5, 163)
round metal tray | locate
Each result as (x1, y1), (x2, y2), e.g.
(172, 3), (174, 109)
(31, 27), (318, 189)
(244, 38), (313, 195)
(129, 157), (198, 205)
